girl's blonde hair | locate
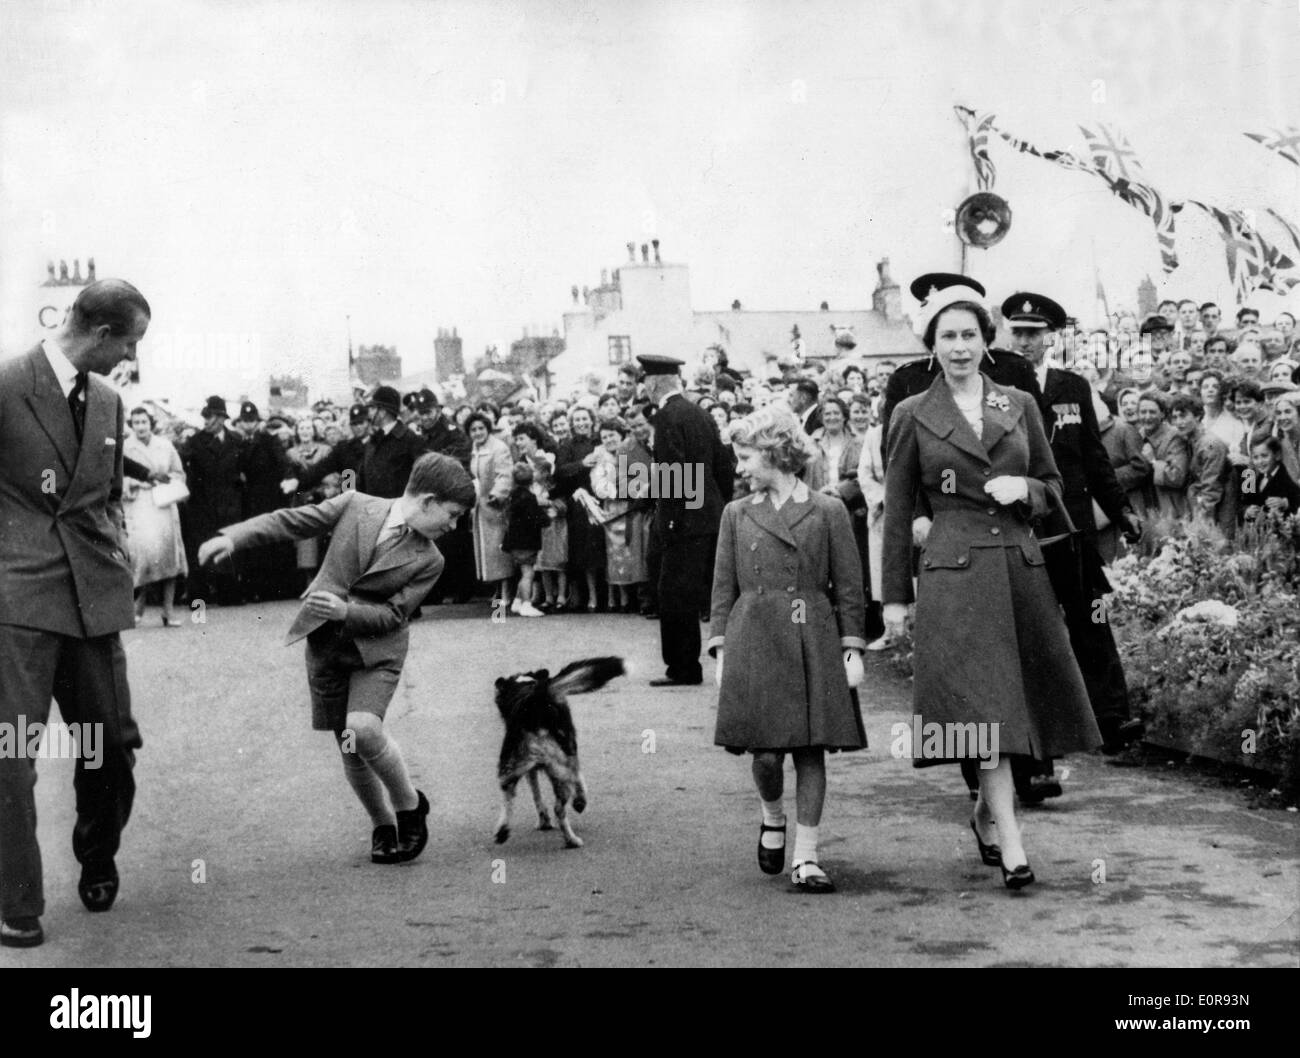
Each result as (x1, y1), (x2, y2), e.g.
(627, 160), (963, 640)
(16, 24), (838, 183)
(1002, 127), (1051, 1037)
(727, 403), (815, 474)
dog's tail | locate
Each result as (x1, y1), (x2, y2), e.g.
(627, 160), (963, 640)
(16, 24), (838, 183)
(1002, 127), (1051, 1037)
(549, 656), (626, 699)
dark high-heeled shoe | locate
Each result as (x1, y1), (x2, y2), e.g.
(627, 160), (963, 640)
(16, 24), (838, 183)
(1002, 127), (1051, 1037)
(1001, 862), (1035, 890)
(969, 818), (1001, 867)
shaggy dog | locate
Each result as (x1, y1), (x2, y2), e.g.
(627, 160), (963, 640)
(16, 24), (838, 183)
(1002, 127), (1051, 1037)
(493, 656), (625, 848)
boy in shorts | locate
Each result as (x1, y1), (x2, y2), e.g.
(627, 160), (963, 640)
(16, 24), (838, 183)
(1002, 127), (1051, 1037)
(198, 453), (475, 863)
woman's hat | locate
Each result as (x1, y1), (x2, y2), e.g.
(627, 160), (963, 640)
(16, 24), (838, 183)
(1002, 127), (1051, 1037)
(910, 273), (988, 336)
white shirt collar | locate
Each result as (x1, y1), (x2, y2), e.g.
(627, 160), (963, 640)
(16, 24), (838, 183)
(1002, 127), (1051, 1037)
(1035, 361), (1050, 394)
(41, 338), (82, 398)
(382, 499), (407, 534)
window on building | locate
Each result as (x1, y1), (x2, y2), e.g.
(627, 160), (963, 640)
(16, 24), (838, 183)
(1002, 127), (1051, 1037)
(608, 336), (633, 365)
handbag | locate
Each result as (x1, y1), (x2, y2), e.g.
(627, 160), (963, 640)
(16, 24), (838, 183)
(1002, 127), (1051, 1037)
(152, 480), (190, 508)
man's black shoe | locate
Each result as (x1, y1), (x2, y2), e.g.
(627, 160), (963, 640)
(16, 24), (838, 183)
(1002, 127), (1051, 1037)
(1100, 717), (1146, 754)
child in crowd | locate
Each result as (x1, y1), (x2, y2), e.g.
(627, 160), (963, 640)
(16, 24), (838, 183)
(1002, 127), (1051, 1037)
(503, 461), (549, 617)
(197, 453), (476, 864)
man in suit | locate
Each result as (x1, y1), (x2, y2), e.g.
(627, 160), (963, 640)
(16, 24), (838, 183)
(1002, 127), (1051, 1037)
(0, 278), (151, 948)
(640, 355), (736, 686)
(787, 378), (824, 435)
(198, 454), (476, 864)
(233, 401), (296, 601)
(1001, 293), (1145, 772)
(180, 396), (246, 605)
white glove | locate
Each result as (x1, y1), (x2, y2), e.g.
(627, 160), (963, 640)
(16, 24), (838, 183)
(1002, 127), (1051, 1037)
(844, 649), (864, 688)
(882, 603), (908, 640)
(911, 516), (932, 546)
(714, 649), (724, 688)
(984, 476), (1028, 505)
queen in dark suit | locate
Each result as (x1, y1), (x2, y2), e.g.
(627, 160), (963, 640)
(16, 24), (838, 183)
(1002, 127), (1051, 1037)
(881, 277), (1100, 891)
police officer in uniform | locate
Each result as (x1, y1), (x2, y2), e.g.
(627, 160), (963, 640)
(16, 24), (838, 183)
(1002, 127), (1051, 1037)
(999, 293), (1146, 797)
(640, 355), (736, 686)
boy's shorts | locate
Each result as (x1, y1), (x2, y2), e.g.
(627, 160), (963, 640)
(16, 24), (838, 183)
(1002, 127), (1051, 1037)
(508, 549), (538, 566)
(305, 623), (401, 732)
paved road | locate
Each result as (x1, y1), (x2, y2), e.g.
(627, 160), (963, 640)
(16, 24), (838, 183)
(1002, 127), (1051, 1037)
(6, 601), (1297, 967)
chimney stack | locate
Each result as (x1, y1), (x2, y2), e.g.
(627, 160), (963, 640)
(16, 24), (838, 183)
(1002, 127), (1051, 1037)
(641, 244), (649, 262)
(627, 242), (636, 263)
(600, 269), (609, 286)
(652, 239), (660, 263)
(87, 258), (95, 281)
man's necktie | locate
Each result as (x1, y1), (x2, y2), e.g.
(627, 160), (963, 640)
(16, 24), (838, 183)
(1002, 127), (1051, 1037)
(371, 524), (409, 566)
(68, 372), (88, 443)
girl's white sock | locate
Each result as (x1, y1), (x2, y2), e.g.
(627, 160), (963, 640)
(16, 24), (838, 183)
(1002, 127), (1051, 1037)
(793, 823), (819, 865)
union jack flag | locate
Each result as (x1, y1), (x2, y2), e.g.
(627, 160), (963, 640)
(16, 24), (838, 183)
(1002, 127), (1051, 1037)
(1079, 123), (1142, 182)
(955, 107), (998, 190)
(1244, 127), (1300, 167)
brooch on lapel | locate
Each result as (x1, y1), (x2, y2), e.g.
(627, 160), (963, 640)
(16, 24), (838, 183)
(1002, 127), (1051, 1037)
(985, 391), (1011, 413)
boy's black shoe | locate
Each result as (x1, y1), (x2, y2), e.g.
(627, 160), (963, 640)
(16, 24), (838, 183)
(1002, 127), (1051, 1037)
(371, 825), (400, 864)
(0, 917), (43, 948)
(395, 790), (430, 862)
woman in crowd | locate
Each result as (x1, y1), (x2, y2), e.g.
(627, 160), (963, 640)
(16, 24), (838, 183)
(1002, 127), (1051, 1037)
(1272, 392), (1300, 481)
(1135, 391), (1190, 520)
(841, 364), (867, 395)
(123, 407), (188, 627)
(710, 404), (867, 893)
(881, 274), (1100, 891)
(597, 392), (623, 422)
(590, 417), (646, 612)
(1117, 386), (1142, 428)
(513, 421), (567, 611)
(847, 392), (873, 438)
(548, 408), (572, 445)
(1096, 386), (1151, 562)
(1200, 370), (1241, 445)
(806, 397), (857, 494)
(554, 405), (606, 611)
(286, 418), (335, 585)
(466, 411), (516, 609)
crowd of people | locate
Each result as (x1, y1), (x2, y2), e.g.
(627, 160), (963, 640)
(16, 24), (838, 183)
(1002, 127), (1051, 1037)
(6, 272), (1299, 950)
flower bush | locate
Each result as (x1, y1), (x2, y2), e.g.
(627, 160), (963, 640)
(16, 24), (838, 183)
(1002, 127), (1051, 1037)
(1108, 512), (1300, 795)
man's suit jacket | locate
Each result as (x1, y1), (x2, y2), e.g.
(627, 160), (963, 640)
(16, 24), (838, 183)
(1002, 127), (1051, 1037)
(650, 392), (735, 539)
(0, 345), (134, 637)
(181, 427), (244, 535)
(219, 490), (441, 667)
(1038, 367), (1129, 533)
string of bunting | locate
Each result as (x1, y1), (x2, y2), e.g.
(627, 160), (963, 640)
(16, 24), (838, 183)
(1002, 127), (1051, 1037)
(955, 106), (1299, 296)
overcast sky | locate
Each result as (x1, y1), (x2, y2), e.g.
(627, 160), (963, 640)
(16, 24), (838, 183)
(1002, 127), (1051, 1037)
(3, 0), (1298, 403)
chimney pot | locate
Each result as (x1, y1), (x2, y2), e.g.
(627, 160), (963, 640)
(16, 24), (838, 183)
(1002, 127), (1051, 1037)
(641, 244), (649, 262)
(627, 242), (636, 262)
(652, 239), (660, 263)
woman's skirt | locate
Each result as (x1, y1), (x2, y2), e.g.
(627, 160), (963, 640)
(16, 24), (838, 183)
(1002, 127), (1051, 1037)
(909, 542), (1101, 767)
(603, 502), (646, 584)
(125, 493), (188, 587)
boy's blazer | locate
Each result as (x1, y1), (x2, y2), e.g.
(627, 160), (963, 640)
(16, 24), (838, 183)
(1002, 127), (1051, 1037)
(0, 346), (134, 637)
(220, 490), (442, 667)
